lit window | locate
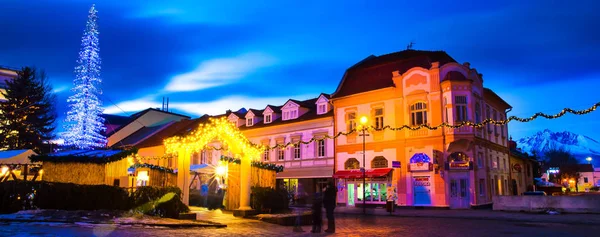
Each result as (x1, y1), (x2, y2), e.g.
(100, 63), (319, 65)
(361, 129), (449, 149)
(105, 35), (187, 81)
(317, 140), (325, 157)
(246, 118), (253, 126)
(455, 96), (468, 122)
(374, 108), (384, 129)
(410, 102), (427, 126)
(264, 114), (272, 123)
(293, 143), (301, 159)
(263, 149), (270, 162)
(347, 112), (356, 131)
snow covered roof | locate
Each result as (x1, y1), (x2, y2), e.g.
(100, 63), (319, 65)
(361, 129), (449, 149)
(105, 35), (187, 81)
(0, 149), (37, 164)
(30, 149), (136, 164)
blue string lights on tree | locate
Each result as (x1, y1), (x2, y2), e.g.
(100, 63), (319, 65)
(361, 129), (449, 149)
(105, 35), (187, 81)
(61, 4), (107, 150)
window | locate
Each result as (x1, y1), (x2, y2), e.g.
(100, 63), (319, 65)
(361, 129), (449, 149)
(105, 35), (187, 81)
(410, 102), (427, 126)
(317, 140), (325, 157)
(345, 158), (360, 170)
(584, 177), (589, 183)
(371, 156), (388, 168)
(477, 152), (483, 169)
(475, 102), (482, 123)
(206, 150), (213, 164)
(283, 111), (289, 120)
(277, 147), (285, 160)
(347, 112), (356, 131)
(318, 104), (327, 114)
(455, 96), (468, 122)
(444, 97), (449, 123)
(374, 108), (384, 129)
(492, 156), (498, 169)
(486, 105), (491, 132)
(263, 149), (270, 162)
(503, 159), (506, 170)
(201, 150), (207, 164)
(192, 153), (199, 165)
(265, 114), (272, 123)
(246, 118), (253, 126)
(293, 144), (301, 159)
(493, 110), (498, 135)
(291, 110), (298, 119)
(479, 179), (486, 197)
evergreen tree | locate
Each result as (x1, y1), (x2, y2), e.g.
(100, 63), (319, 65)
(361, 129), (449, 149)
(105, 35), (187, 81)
(62, 4), (107, 149)
(0, 67), (57, 153)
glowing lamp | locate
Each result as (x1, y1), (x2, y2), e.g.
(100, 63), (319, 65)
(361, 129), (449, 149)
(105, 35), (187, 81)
(39, 169), (44, 175)
(360, 116), (368, 125)
(586, 157), (592, 163)
(215, 165), (227, 177)
(0, 166), (7, 176)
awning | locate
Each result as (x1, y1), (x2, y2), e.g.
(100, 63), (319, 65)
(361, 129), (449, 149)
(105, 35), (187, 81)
(333, 168), (392, 179)
(447, 139), (473, 153)
(277, 166), (333, 179)
(0, 149), (37, 164)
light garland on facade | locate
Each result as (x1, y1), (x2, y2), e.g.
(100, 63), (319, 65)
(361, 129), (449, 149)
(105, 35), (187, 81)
(161, 102), (598, 153)
(219, 155), (284, 173)
(130, 163), (175, 174)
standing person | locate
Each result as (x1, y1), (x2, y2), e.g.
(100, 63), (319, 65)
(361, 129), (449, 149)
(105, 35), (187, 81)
(323, 182), (337, 233)
(201, 182), (209, 207)
(311, 192), (323, 233)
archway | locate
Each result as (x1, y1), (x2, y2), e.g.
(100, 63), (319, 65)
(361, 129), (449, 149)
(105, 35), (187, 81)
(164, 117), (262, 211)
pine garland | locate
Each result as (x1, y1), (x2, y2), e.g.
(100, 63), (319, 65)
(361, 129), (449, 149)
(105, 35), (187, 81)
(219, 155), (284, 173)
(130, 163), (175, 174)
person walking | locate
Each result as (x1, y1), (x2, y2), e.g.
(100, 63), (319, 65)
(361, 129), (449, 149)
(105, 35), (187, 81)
(323, 182), (337, 233)
(311, 192), (323, 233)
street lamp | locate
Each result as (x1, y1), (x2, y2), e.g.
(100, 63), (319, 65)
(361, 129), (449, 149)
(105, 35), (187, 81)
(359, 116), (369, 215)
(586, 157), (592, 164)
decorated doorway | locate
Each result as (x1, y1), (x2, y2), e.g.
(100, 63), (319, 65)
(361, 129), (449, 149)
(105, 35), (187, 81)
(409, 153), (433, 206)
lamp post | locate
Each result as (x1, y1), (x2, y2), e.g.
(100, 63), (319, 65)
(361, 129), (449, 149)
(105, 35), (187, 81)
(359, 116), (369, 215)
(586, 157), (592, 164)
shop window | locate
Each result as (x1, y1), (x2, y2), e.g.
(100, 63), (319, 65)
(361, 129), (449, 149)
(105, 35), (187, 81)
(448, 152), (469, 163)
(410, 153), (431, 163)
(345, 158), (360, 170)
(371, 156), (388, 168)
(410, 102), (427, 126)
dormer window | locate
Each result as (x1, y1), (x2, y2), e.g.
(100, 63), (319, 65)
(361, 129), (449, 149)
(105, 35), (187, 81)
(317, 103), (327, 114)
(283, 109), (298, 121)
(264, 114), (272, 123)
(246, 117), (253, 126)
(283, 111), (289, 120)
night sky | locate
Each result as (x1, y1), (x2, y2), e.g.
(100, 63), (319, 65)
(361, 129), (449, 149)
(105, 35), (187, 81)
(1, 0), (599, 140)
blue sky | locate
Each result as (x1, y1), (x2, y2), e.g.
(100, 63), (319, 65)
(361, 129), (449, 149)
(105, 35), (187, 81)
(0, 0), (599, 140)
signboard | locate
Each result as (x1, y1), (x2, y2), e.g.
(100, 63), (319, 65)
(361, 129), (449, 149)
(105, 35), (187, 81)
(409, 162), (432, 172)
(513, 164), (522, 172)
(548, 167), (559, 174)
(413, 176), (431, 186)
(392, 161), (401, 168)
(447, 161), (473, 170)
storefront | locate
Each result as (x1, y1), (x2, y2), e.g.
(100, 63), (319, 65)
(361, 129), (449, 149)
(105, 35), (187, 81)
(333, 168), (393, 207)
(408, 153), (434, 206)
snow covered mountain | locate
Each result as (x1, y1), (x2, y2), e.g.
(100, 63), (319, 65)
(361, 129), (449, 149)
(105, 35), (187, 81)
(516, 129), (600, 163)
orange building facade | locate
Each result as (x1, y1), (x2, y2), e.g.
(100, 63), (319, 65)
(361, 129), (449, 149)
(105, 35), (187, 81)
(331, 50), (511, 209)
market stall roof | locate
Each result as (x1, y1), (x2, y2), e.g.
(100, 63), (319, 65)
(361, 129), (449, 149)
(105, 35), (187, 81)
(333, 168), (392, 179)
(0, 149), (37, 164)
(29, 149), (137, 164)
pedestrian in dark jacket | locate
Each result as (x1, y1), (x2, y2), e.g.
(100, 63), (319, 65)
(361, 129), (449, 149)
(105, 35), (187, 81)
(311, 192), (323, 233)
(323, 182), (337, 233)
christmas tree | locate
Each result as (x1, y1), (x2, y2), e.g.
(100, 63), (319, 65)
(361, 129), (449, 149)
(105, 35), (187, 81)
(62, 4), (107, 149)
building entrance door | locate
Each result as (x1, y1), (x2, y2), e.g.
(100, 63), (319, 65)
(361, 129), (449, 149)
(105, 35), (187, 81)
(450, 175), (470, 209)
(347, 184), (355, 206)
(413, 176), (432, 205)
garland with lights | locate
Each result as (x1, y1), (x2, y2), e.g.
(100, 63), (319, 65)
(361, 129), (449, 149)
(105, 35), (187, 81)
(219, 155), (284, 173)
(130, 163), (175, 174)
(164, 102), (599, 153)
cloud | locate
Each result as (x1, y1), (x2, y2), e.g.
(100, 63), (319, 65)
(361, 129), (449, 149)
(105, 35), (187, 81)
(103, 94), (315, 117)
(164, 53), (276, 92)
(52, 85), (70, 93)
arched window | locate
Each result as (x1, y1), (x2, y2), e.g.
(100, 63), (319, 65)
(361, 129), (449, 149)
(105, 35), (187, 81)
(371, 156), (388, 168)
(345, 158), (360, 170)
(410, 102), (428, 126)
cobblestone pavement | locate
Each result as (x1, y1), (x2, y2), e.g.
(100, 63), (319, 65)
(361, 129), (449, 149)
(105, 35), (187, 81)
(2, 214), (599, 237)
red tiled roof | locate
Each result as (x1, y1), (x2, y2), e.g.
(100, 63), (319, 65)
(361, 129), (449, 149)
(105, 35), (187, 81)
(332, 50), (456, 98)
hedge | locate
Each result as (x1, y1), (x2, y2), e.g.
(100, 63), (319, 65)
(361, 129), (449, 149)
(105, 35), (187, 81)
(0, 181), (188, 218)
(251, 186), (289, 213)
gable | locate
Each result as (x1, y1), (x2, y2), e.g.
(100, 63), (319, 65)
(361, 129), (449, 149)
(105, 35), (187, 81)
(282, 101), (300, 110)
(246, 110), (255, 118)
(316, 95), (329, 104)
(227, 113), (239, 120)
(264, 106), (274, 114)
